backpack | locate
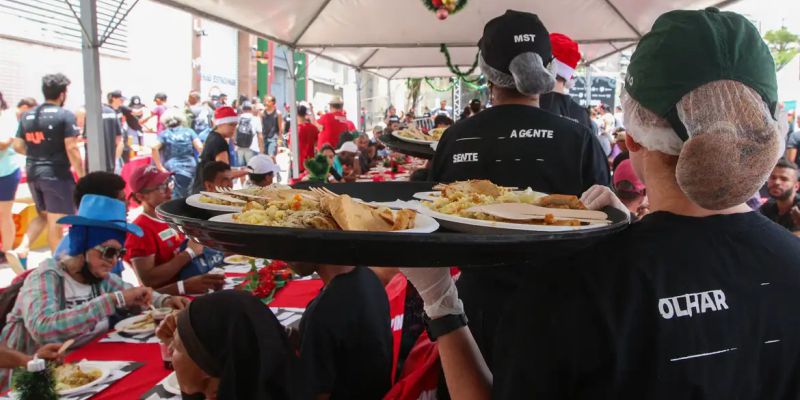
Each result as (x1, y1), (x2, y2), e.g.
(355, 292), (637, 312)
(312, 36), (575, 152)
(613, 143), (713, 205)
(235, 117), (255, 148)
(0, 280), (25, 332)
(192, 107), (211, 134)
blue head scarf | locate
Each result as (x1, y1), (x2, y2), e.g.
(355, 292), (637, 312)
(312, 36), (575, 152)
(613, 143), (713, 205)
(66, 225), (127, 257)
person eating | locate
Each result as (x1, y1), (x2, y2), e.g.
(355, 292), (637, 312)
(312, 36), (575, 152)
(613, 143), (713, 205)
(125, 165), (225, 296)
(0, 195), (187, 389)
(246, 154), (279, 187)
(404, 8), (799, 399)
(155, 290), (293, 400)
(427, 10), (610, 369)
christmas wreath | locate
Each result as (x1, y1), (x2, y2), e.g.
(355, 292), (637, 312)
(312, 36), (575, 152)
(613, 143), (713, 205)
(421, 0), (468, 20)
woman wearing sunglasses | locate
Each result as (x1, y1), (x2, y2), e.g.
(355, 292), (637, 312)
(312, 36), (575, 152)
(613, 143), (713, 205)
(0, 195), (188, 389)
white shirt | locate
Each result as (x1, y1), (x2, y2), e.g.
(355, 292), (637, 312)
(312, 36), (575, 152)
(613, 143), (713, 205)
(62, 272), (109, 346)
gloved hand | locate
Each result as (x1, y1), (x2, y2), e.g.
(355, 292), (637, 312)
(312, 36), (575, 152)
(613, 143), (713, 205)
(580, 185), (629, 216)
(400, 268), (463, 319)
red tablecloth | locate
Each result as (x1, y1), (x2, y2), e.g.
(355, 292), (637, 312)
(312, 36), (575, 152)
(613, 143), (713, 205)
(66, 278), (322, 400)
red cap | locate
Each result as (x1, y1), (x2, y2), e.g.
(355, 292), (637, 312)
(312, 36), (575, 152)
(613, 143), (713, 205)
(550, 33), (581, 79)
(613, 159), (645, 194)
(129, 165), (172, 194)
(214, 106), (238, 125)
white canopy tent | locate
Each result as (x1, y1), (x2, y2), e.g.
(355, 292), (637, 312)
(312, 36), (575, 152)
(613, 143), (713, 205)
(76, 0), (741, 174)
(154, 0), (737, 78)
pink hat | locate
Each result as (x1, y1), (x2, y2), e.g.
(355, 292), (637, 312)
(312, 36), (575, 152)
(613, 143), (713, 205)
(613, 159), (645, 194)
(129, 164), (172, 194)
(214, 106), (238, 125)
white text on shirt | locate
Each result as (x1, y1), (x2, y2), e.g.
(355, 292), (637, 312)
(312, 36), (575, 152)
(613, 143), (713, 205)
(453, 153), (479, 163)
(509, 129), (554, 139)
(658, 289), (729, 319)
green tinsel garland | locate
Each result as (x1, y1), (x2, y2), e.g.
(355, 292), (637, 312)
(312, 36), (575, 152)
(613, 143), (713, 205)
(440, 44), (479, 79)
(12, 365), (58, 400)
(423, 77), (487, 92)
(421, 0), (468, 14)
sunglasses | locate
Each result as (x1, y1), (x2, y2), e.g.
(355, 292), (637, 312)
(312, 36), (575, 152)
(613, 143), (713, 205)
(94, 245), (127, 260)
(141, 180), (174, 194)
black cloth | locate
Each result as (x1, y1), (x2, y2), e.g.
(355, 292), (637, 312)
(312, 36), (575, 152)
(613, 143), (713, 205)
(119, 105), (142, 131)
(100, 104), (122, 172)
(191, 130), (229, 194)
(262, 110), (280, 139)
(493, 211), (800, 399)
(178, 290), (292, 400)
(297, 267), (392, 399)
(429, 103), (610, 371)
(759, 197), (800, 231)
(16, 103), (79, 180)
(539, 92), (593, 132)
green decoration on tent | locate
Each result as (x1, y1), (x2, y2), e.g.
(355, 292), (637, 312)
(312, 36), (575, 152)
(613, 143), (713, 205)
(421, 0), (468, 20)
(424, 77), (457, 92)
(440, 44), (479, 79)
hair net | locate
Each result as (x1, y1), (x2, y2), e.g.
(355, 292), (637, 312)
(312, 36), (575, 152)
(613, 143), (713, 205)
(480, 52), (555, 96)
(623, 80), (785, 210)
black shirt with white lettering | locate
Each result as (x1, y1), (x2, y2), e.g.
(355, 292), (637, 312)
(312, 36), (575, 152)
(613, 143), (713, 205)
(429, 104), (609, 193)
(16, 103), (79, 181)
(539, 92), (593, 132)
(493, 211), (800, 399)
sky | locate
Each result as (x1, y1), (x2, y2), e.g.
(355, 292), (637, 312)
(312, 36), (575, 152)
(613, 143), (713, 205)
(726, 0), (800, 34)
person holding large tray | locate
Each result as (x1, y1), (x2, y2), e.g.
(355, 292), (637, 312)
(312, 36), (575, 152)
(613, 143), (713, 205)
(405, 8), (799, 399)
(427, 10), (611, 370)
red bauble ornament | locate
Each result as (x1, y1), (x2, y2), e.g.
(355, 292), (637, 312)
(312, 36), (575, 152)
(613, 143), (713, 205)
(437, 7), (449, 20)
(431, 0), (443, 8)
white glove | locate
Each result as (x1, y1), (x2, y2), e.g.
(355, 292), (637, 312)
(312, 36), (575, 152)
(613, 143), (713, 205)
(401, 268), (463, 319)
(580, 185), (629, 216)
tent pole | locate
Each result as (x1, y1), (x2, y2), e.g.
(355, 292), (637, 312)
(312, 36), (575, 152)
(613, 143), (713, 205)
(584, 66), (592, 108)
(286, 47), (300, 179)
(356, 70), (363, 133)
(387, 77), (392, 111)
(80, 0), (106, 173)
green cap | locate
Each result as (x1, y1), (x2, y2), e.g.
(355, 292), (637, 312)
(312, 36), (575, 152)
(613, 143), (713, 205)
(625, 7), (777, 139)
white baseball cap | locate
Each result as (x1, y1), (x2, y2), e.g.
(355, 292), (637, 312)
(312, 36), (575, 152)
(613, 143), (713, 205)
(336, 141), (358, 154)
(247, 155), (279, 175)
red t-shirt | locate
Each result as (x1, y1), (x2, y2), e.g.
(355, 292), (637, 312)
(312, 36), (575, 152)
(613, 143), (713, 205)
(296, 122), (319, 172)
(316, 111), (349, 150)
(125, 213), (186, 266)
(345, 119), (356, 131)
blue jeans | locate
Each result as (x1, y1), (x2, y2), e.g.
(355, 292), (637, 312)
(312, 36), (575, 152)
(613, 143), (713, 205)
(266, 138), (278, 157)
(172, 174), (193, 199)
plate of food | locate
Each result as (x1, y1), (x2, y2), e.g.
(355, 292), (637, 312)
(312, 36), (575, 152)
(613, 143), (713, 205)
(162, 372), (181, 395)
(418, 180), (624, 233)
(208, 188), (439, 233)
(54, 361), (110, 395)
(223, 254), (256, 265)
(114, 313), (156, 334)
(392, 128), (441, 145)
(186, 192), (245, 212)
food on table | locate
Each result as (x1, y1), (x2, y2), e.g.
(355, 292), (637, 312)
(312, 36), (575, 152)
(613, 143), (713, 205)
(229, 188), (417, 232)
(424, 180), (596, 226)
(54, 363), (103, 391)
(199, 191), (247, 206)
(224, 254), (255, 264)
(122, 314), (156, 332)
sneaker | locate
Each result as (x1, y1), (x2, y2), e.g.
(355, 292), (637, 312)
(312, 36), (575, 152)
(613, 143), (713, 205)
(5, 251), (25, 275)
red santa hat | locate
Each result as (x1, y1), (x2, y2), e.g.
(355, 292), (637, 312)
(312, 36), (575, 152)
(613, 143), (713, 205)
(550, 33), (581, 80)
(214, 106), (238, 125)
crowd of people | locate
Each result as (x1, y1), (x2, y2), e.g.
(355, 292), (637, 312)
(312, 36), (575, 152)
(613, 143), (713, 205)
(0, 5), (797, 400)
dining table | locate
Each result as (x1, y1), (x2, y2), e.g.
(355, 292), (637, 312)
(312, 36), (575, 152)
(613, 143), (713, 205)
(63, 275), (323, 400)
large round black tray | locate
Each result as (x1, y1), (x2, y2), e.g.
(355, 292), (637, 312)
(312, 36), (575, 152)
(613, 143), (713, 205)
(157, 182), (630, 267)
(379, 133), (436, 159)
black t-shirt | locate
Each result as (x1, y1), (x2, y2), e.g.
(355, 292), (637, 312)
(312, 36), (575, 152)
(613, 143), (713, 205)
(539, 92), (593, 132)
(430, 104), (610, 193)
(16, 103), (79, 180)
(262, 110), (280, 139)
(493, 212), (800, 399)
(191, 130), (229, 194)
(759, 198), (800, 231)
(297, 267), (392, 399)
(95, 104), (122, 172)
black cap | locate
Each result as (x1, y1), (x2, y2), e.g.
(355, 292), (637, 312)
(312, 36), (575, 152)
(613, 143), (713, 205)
(241, 101), (253, 110)
(388, 115), (401, 123)
(108, 90), (124, 99)
(478, 10), (552, 75)
(129, 95), (142, 106)
(154, 92), (167, 101)
(469, 98), (481, 105)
